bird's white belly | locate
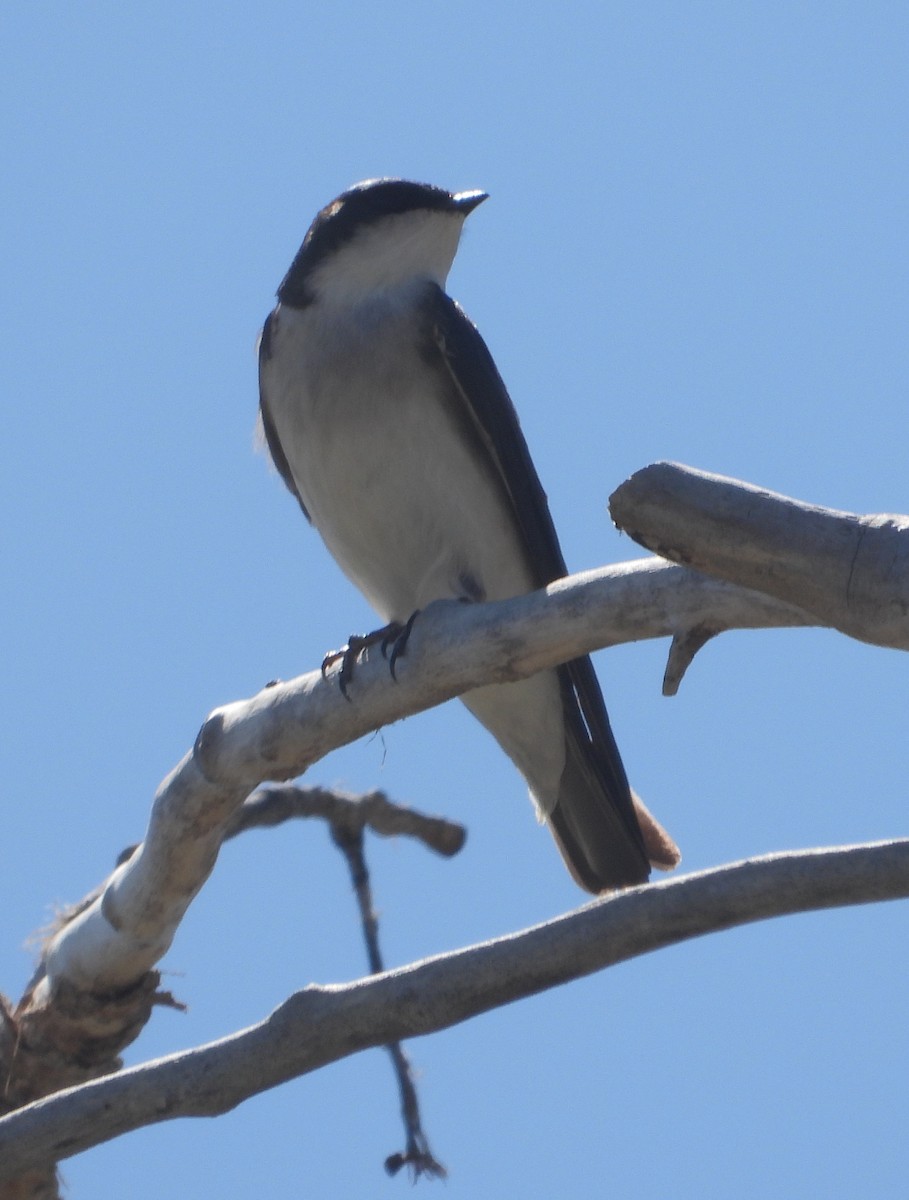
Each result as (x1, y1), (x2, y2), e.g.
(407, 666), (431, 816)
(268, 323), (534, 622)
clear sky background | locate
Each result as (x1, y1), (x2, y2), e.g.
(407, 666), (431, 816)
(3, 3), (908, 1196)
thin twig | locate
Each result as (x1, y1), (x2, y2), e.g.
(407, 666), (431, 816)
(224, 785), (466, 858)
(329, 819), (446, 1181)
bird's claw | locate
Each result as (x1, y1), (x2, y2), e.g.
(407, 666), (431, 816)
(322, 612), (420, 697)
(321, 637), (368, 700)
(380, 610), (419, 680)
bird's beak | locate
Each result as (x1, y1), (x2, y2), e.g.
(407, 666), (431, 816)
(453, 189), (489, 215)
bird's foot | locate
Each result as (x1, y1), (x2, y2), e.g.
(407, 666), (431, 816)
(322, 612), (420, 698)
(380, 610), (419, 679)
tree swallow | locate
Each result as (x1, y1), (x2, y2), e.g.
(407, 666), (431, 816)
(257, 178), (679, 891)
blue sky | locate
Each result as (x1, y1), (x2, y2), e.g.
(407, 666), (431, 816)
(3, 3), (908, 1196)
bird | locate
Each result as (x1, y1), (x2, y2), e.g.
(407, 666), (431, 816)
(257, 178), (679, 891)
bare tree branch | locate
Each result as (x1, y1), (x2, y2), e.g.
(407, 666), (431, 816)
(2, 495), (876, 1190)
(610, 462), (909, 649)
(2, 839), (907, 1181)
(38, 558), (809, 999)
(118, 784), (456, 1181)
(224, 784), (465, 857)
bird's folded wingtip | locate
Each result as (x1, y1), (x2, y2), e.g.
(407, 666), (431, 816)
(631, 789), (681, 872)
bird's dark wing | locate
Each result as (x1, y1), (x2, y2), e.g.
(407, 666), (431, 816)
(258, 310), (311, 521)
(425, 287), (649, 881)
(425, 288), (568, 588)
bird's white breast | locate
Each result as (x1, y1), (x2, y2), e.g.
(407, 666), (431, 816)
(261, 291), (536, 623)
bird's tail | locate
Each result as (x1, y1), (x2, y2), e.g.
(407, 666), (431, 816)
(462, 663), (680, 893)
(548, 659), (680, 892)
(549, 729), (680, 892)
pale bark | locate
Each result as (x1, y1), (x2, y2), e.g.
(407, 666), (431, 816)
(6, 465), (909, 1194)
(37, 557), (809, 998)
(2, 840), (907, 1181)
(610, 462), (909, 649)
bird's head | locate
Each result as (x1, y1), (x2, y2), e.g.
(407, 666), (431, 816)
(277, 178), (488, 309)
